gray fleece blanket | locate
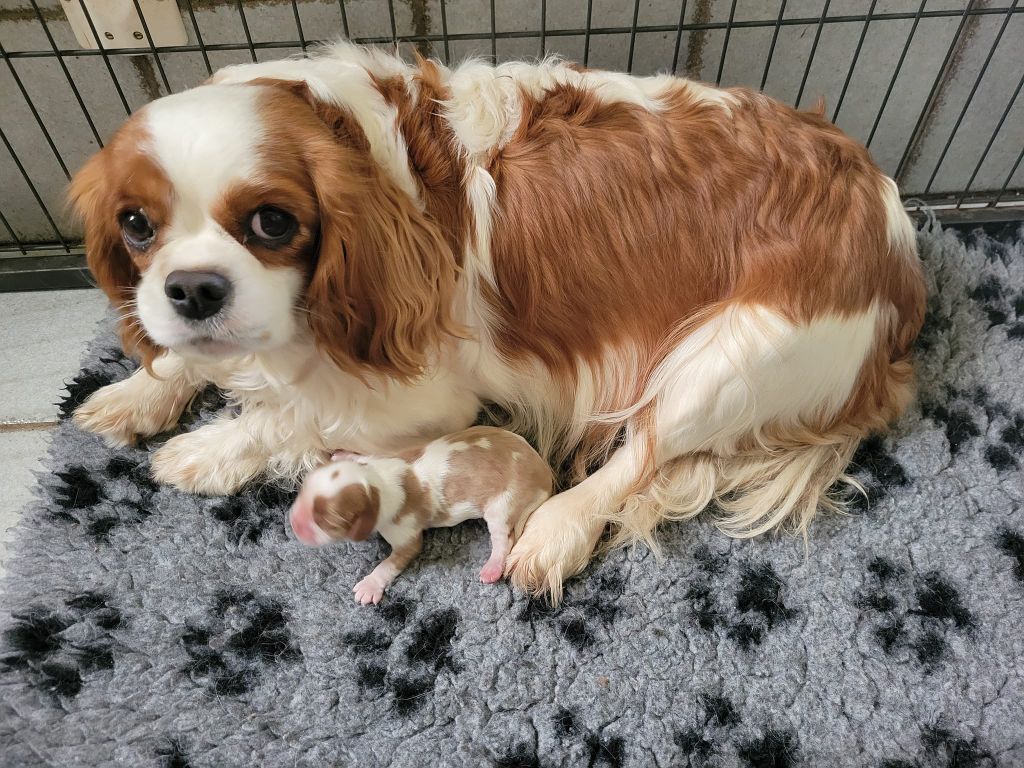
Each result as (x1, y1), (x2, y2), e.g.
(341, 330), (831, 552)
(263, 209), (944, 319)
(1, 216), (1022, 767)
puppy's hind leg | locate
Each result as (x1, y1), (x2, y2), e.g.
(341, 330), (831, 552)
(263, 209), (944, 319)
(480, 495), (517, 584)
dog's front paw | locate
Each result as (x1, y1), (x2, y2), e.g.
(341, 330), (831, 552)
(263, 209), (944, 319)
(74, 380), (167, 446)
(73, 365), (195, 445)
(505, 493), (604, 604)
(151, 426), (264, 495)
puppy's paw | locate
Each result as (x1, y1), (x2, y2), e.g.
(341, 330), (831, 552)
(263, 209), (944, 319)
(151, 427), (264, 495)
(353, 574), (387, 605)
(479, 557), (505, 584)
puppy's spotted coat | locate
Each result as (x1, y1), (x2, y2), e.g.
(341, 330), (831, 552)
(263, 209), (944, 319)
(290, 427), (552, 604)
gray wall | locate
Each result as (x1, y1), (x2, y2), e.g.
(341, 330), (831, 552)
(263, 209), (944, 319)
(1, 0), (1022, 249)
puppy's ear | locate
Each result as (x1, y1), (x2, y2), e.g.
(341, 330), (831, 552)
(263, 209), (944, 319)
(68, 152), (160, 366)
(267, 81), (463, 380)
(314, 483), (380, 541)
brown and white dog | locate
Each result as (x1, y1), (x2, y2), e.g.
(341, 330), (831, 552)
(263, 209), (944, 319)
(69, 43), (926, 601)
(290, 426), (552, 604)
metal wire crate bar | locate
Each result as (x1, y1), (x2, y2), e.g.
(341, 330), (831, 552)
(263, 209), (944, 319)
(1, 0), (1022, 286)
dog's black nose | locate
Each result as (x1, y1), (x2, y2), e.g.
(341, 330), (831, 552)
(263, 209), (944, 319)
(164, 270), (232, 320)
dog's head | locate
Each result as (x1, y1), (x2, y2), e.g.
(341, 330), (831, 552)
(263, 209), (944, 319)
(70, 77), (460, 377)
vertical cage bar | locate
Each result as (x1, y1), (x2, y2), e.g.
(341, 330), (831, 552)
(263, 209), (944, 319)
(924, 0), (1019, 193)
(583, 0), (594, 67)
(866, 0), (928, 148)
(831, 0), (877, 122)
(29, 0), (103, 148)
(994, 143), (1024, 206)
(183, 0), (213, 76)
(627, 0), (641, 74)
(671, 0), (688, 75)
(489, 0), (497, 62)
(387, 0), (398, 44)
(290, 1), (307, 52)
(235, 0), (258, 63)
(77, 0), (132, 115)
(0, 207), (27, 256)
(338, 0), (350, 39)
(440, 0), (451, 64)
(131, 0), (172, 94)
(0, 125), (70, 253)
(895, 3), (973, 181)
(540, 0), (546, 58)
(1, 43), (72, 180)
(715, 0), (738, 85)
(794, 0), (831, 107)
(955, 67), (1024, 207)
(759, 0), (787, 91)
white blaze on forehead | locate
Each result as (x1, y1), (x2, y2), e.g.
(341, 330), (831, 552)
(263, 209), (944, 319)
(143, 84), (264, 212)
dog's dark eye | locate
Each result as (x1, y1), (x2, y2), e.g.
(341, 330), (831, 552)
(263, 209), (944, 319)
(119, 209), (155, 249)
(248, 207), (297, 246)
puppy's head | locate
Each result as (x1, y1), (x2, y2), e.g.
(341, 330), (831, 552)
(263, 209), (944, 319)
(290, 459), (381, 546)
(70, 76), (460, 377)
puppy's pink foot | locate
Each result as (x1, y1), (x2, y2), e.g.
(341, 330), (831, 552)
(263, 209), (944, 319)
(353, 575), (387, 605)
(479, 557), (505, 584)
(331, 449), (360, 462)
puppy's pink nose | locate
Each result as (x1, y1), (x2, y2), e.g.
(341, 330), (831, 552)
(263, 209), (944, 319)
(289, 497), (320, 546)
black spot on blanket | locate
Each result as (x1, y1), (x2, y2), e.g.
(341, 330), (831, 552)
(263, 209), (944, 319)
(675, 729), (714, 764)
(494, 742), (542, 768)
(516, 570), (624, 650)
(921, 724), (993, 768)
(859, 562), (976, 670)
(156, 737), (193, 768)
(702, 693), (740, 727)
(985, 444), (1018, 471)
(209, 481), (294, 545)
(850, 435), (909, 508)
(406, 608), (459, 671)
(53, 465), (103, 511)
(1, 592), (125, 702)
(735, 563), (796, 629)
(996, 528), (1024, 583)
(737, 729), (797, 768)
(911, 574), (974, 629)
(180, 591), (299, 696)
(56, 368), (115, 420)
(388, 675), (433, 716)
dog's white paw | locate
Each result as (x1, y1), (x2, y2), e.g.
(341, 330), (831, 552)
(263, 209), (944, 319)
(505, 492), (604, 604)
(74, 380), (175, 446)
(74, 363), (195, 446)
(151, 425), (264, 495)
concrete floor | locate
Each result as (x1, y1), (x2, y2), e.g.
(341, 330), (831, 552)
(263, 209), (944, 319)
(0, 288), (108, 578)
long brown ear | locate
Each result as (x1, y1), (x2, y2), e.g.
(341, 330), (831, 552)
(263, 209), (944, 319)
(270, 81), (463, 380)
(68, 152), (159, 366)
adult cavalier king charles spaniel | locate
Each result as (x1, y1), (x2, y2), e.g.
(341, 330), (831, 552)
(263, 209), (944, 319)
(70, 43), (925, 601)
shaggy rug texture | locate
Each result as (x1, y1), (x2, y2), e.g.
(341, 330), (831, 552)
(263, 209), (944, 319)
(1, 216), (1023, 768)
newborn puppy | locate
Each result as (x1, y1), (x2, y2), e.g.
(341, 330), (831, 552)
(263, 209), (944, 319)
(289, 427), (553, 604)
